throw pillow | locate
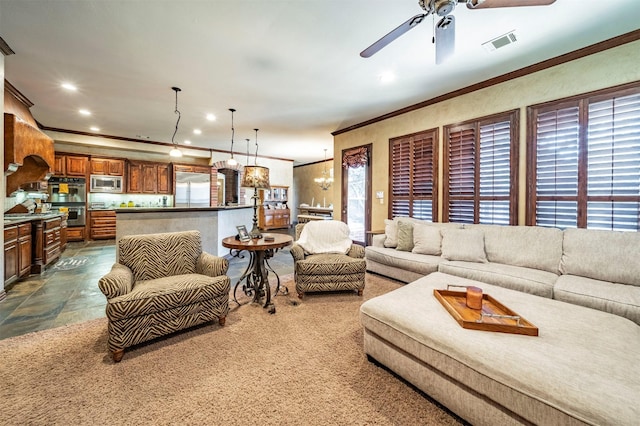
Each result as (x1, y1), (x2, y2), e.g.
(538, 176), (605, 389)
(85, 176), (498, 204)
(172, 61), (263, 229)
(383, 219), (398, 248)
(412, 223), (442, 255)
(396, 220), (415, 252)
(441, 228), (487, 263)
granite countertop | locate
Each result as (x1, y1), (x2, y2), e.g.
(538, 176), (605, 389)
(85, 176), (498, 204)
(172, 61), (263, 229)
(114, 205), (252, 213)
(4, 212), (65, 226)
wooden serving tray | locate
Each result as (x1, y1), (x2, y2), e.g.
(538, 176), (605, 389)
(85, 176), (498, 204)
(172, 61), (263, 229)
(434, 289), (538, 336)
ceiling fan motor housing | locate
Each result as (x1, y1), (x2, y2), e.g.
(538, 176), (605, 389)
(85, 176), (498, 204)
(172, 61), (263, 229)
(433, 0), (457, 16)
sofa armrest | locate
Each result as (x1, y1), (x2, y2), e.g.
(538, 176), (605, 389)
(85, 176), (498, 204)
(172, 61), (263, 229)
(98, 263), (134, 300)
(290, 243), (306, 262)
(347, 244), (365, 259)
(197, 252), (229, 277)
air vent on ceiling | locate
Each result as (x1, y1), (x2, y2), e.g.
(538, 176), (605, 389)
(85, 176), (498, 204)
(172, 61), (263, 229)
(482, 30), (517, 52)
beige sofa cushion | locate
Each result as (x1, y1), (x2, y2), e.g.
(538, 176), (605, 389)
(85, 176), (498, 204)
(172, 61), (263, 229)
(555, 274), (640, 325)
(441, 229), (487, 263)
(469, 224), (563, 274)
(383, 219), (398, 248)
(411, 223), (442, 255)
(439, 260), (557, 298)
(561, 228), (640, 286)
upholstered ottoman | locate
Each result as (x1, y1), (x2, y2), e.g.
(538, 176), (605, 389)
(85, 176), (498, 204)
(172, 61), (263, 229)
(360, 272), (640, 425)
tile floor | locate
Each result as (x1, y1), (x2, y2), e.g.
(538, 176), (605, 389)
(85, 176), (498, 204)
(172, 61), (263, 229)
(0, 230), (295, 340)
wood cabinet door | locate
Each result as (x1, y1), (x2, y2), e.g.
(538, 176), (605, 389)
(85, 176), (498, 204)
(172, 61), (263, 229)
(127, 163), (143, 193)
(141, 163), (158, 193)
(54, 155), (65, 175)
(108, 160), (125, 176)
(4, 241), (18, 283)
(156, 163), (171, 194)
(65, 156), (88, 177)
(90, 158), (108, 175)
(18, 236), (32, 277)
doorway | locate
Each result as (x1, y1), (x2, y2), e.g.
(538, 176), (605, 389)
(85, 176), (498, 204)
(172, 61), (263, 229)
(341, 144), (371, 245)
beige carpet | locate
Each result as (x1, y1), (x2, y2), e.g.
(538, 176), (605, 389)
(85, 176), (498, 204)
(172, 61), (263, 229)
(0, 273), (461, 425)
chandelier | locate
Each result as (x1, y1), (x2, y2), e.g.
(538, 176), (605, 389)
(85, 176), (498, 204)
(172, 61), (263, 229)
(314, 149), (333, 190)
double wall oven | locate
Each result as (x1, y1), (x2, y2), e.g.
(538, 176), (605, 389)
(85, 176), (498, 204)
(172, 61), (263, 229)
(48, 177), (86, 226)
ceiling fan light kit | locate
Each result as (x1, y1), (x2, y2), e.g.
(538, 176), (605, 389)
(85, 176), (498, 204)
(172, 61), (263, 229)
(361, 0), (556, 62)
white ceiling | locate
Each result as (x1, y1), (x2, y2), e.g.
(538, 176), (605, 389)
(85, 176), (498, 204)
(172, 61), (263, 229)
(2, 0), (639, 165)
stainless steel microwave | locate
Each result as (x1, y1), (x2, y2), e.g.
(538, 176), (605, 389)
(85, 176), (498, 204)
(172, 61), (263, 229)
(90, 175), (123, 193)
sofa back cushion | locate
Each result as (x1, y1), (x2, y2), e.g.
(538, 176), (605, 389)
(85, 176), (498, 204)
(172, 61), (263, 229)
(118, 230), (202, 281)
(470, 224), (563, 274)
(441, 229), (487, 263)
(561, 228), (640, 286)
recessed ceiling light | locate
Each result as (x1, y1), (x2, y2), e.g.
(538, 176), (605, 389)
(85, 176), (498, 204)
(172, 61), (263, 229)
(90, 126), (100, 132)
(79, 109), (91, 116)
(206, 113), (216, 121)
(378, 72), (396, 84)
(184, 140), (192, 145)
(61, 82), (77, 91)
(193, 129), (202, 135)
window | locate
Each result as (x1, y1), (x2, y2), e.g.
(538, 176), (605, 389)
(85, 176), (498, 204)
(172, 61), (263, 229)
(527, 83), (640, 231)
(389, 129), (438, 221)
(443, 110), (519, 225)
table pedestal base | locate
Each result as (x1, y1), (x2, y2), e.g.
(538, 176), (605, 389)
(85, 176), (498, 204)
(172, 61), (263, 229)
(231, 248), (287, 313)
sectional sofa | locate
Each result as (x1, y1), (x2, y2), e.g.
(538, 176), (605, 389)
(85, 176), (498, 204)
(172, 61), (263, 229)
(361, 218), (640, 425)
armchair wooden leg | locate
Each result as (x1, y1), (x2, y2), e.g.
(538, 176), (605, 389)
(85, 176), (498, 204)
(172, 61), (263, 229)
(357, 288), (364, 296)
(297, 292), (304, 299)
(112, 349), (124, 363)
(218, 316), (226, 326)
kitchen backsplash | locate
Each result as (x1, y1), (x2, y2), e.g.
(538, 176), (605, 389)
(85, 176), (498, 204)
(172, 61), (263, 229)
(89, 193), (175, 208)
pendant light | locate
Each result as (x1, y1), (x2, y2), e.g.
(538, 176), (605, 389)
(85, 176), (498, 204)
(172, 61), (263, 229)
(169, 86), (183, 157)
(227, 108), (238, 166)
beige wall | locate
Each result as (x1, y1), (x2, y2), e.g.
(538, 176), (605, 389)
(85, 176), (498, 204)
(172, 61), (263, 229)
(293, 161), (335, 220)
(334, 40), (640, 231)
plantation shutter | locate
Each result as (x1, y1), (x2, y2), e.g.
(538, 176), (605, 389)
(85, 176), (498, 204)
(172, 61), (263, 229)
(587, 92), (640, 231)
(389, 130), (436, 220)
(534, 105), (580, 228)
(390, 138), (411, 217)
(447, 126), (476, 223)
(479, 119), (512, 224)
(530, 84), (640, 231)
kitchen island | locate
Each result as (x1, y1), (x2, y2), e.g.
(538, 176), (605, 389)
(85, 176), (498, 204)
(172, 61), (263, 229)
(115, 206), (253, 256)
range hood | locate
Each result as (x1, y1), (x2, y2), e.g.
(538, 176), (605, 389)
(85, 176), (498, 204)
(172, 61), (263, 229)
(4, 113), (55, 196)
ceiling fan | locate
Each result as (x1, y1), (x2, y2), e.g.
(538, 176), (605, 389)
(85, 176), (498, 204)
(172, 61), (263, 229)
(360, 0), (557, 64)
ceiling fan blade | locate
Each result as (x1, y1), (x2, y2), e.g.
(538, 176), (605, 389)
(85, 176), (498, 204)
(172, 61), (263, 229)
(467, 0), (556, 9)
(360, 13), (428, 58)
(435, 15), (455, 65)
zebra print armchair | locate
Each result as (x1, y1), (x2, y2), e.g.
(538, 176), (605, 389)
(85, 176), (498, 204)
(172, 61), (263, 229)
(290, 222), (366, 299)
(98, 230), (230, 362)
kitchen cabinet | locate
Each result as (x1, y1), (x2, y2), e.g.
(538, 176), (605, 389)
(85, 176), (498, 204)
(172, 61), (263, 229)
(90, 158), (125, 176)
(60, 214), (68, 251)
(3, 222), (33, 286)
(173, 164), (210, 174)
(18, 223), (33, 278)
(258, 185), (290, 230)
(127, 161), (171, 194)
(156, 163), (171, 194)
(54, 154), (88, 177)
(67, 226), (85, 242)
(90, 210), (116, 239)
(4, 226), (19, 285)
(25, 216), (62, 274)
